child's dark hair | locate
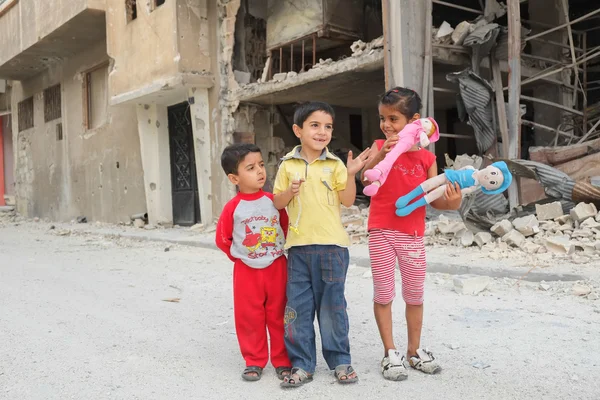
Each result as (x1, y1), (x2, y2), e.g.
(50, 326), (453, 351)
(379, 87), (422, 120)
(221, 143), (262, 175)
(293, 101), (335, 127)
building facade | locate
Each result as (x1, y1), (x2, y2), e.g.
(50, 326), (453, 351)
(0, 0), (596, 224)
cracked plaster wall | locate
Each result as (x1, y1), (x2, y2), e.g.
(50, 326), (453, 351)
(11, 41), (145, 222)
(106, 0), (212, 101)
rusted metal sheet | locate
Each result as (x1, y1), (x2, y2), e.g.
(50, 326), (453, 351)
(572, 178), (600, 206)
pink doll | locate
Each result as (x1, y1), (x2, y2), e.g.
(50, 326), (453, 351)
(394, 161), (513, 216)
(363, 117), (440, 196)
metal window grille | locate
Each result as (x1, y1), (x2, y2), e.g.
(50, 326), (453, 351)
(44, 84), (61, 122)
(18, 97), (34, 132)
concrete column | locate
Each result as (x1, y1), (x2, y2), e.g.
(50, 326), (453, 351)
(383, 0), (426, 91)
(0, 116), (5, 206)
(188, 87), (214, 224)
(136, 104), (173, 225)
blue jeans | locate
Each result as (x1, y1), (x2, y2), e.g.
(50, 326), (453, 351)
(284, 245), (351, 374)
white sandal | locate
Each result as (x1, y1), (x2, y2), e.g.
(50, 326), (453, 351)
(381, 349), (408, 381)
(408, 348), (442, 374)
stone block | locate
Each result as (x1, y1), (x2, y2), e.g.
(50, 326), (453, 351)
(502, 230), (526, 248)
(491, 219), (513, 237)
(453, 275), (490, 295)
(580, 218), (600, 229)
(555, 215), (571, 224)
(452, 21), (472, 45)
(544, 236), (574, 254)
(474, 232), (492, 248)
(457, 229), (474, 247)
(438, 220), (466, 235)
(513, 215), (540, 237)
(535, 202), (564, 221)
(570, 202), (598, 223)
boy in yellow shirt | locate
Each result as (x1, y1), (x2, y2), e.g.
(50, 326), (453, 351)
(273, 101), (370, 388)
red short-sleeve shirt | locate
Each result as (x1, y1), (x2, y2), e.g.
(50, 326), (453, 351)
(367, 140), (436, 236)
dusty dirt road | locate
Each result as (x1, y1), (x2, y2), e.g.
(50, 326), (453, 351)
(1, 223), (600, 399)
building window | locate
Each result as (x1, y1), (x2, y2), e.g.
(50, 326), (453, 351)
(150, 0), (165, 12)
(126, 0), (137, 22)
(44, 84), (62, 122)
(56, 123), (63, 141)
(83, 64), (109, 130)
(18, 97), (34, 132)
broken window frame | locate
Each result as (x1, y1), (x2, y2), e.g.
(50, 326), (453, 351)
(17, 97), (34, 132)
(82, 62), (109, 131)
(126, 0), (137, 22)
(43, 84), (62, 123)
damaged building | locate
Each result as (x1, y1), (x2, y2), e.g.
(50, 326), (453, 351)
(0, 0), (599, 228)
(226, 0), (600, 221)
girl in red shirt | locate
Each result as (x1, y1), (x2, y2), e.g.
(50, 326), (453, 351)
(361, 87), (462, 381)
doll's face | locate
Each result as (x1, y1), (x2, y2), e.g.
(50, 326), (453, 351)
(419, 118), (437, 138)
(477, 165), (504, 190)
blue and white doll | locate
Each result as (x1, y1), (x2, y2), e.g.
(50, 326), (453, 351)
(395, 161), (513, 217)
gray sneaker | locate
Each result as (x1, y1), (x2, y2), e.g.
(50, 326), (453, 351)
(407, 348), (442, 374)
(381, 349), (408, 381)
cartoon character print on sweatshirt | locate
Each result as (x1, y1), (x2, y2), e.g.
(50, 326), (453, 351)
(241, 214), (285, 259)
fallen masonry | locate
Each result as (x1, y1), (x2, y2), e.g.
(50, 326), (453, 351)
(341, 203), (600, 263)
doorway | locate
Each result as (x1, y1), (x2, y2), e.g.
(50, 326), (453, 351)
(168, 103), (201, 226)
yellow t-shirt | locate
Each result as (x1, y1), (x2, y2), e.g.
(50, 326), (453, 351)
(273, 146), (350, 249)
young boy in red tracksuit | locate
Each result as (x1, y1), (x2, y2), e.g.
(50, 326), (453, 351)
(215, 143), (292, 382)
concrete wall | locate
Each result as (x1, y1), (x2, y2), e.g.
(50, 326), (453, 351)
(2, 115), (14, 195)
(11, 40), (146, 222)
(106, 0), (211, 100)
(0, 0), (104, 67)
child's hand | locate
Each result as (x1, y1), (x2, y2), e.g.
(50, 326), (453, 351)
(290, 178), (304, 197)
(380, 135), (399, 154)
(346, 148), (371, 176)
(444, 182), (462, 209)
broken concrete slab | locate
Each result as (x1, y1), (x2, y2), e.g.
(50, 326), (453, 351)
(457, 229), (474, 247)
(502, 230), (526, 248)
(570, 202), (598, 223)
(436, 21), (454, 39)
(474, 232), (492, 248)
(491, 219), (513, 237)
(536, 202), (564, 221)
(453, 275), (490, 295)
(452, 21), (472, 45)
(233, 70), (251, 85)
(438, 219), (467, 235)
(572, 284), (592, 296)
(545, 236), (575, 254)
(580, 218), (600, 229)
(513, 215), (540, 237)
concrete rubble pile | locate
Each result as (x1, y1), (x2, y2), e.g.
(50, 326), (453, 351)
(341, 205), (370, 245)
(0, 206), (17, 225)
(427, 201), (600, 263)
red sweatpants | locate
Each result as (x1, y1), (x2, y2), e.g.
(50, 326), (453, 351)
(233, 256), (291, 368)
